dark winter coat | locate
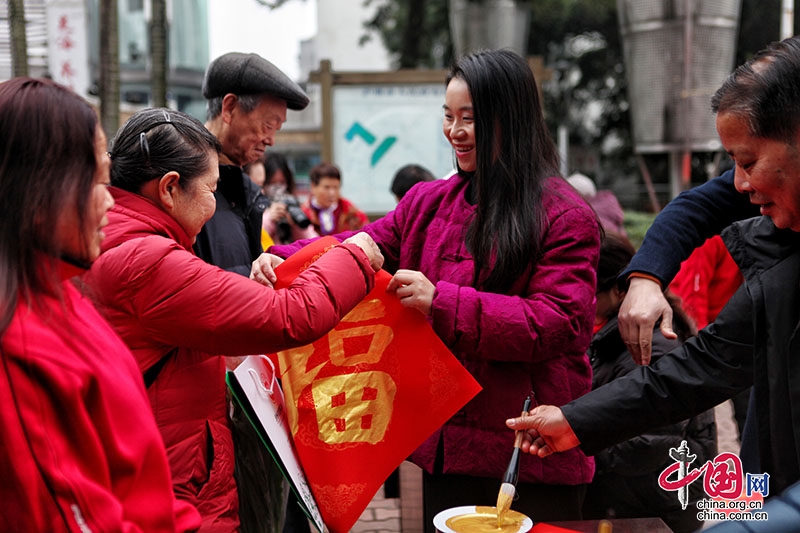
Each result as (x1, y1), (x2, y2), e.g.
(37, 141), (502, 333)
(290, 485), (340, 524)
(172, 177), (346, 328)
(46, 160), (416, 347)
(565, 215), (800, 496)
(620, 168), (758, 287)
(194, 164), (269, 276)
(583, 317), (716, 533)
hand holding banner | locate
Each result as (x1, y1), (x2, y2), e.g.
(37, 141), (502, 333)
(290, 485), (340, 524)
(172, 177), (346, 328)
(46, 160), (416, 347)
(271, 237), (482, 532)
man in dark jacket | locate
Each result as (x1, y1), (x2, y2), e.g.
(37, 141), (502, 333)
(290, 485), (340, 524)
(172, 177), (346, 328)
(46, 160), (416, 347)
(617, 168), (758, 365)
(506, 35), (800, 506)
(584, 233), (716, 533)
(194, 52), (309, 276)
(193, 52), (313, 532)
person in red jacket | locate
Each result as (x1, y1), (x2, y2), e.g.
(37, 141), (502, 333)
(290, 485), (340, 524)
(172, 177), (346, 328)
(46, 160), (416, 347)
(669, 235), (743, 330)
(0, 78), (201, 532)
(303, 162), (370, 235)
(669, 235), (749, 438)
(83, 108), (383, 531)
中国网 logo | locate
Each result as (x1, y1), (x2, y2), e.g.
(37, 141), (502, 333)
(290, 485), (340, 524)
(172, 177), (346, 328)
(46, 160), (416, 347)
(658, 440), (770, 522)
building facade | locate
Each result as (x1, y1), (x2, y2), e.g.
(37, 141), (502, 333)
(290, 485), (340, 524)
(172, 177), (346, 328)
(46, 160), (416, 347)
(1, 0), (209, 120)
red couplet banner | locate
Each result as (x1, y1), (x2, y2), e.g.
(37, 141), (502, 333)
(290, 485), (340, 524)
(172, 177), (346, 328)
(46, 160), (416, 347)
(271, 237), (482, 532)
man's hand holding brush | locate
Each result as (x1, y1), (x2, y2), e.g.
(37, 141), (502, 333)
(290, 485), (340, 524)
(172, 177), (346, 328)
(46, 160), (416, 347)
(505, 405), (580, 457)
(496, 396), (532, 526)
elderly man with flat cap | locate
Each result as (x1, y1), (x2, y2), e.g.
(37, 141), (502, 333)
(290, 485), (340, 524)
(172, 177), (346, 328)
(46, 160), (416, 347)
(194, 52), (309, 276)
(194, 52), (314, 533)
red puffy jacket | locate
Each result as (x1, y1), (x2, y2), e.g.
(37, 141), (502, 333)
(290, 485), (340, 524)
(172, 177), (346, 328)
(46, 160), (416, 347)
(83, 188), (374, 531)
(0, 262), (200, 532)
(670, 235), (743, 329)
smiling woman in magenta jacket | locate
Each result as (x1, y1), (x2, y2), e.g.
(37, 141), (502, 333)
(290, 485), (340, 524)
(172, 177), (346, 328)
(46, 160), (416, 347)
(82, 108), (383, 531)
(271, 49), (600, 527)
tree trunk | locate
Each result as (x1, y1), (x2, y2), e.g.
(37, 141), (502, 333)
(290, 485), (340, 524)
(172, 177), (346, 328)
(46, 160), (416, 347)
(150, 0), (168, 108)
(399, 0), (427, 68)
(9, 0), (29, 77)
(99, 0), (120, 137)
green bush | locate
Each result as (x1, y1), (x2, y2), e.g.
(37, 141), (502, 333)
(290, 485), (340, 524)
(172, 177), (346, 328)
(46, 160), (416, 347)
(623, 210), (658, 250)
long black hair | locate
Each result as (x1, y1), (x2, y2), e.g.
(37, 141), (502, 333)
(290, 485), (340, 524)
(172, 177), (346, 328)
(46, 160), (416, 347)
(448, 49), (560, 293)
(0, 77), (100, 336)
(264, 152), (297, 194)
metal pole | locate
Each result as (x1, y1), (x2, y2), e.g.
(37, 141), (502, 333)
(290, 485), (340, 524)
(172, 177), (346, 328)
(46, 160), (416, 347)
(319, 59), (334, 164)
(679, 0), (694, 195)
(558, 125), (569, 177)
(636, 154), (662, 213)
(781, 0), (794, 40)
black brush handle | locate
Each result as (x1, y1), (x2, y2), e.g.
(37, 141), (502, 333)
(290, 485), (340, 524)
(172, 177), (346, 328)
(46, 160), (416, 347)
(502, 396), (532, 485)
(503, 447), (521, 484)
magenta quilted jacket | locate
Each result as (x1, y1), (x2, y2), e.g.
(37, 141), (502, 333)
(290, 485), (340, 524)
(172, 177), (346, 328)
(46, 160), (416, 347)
(271, 173), (600, 485)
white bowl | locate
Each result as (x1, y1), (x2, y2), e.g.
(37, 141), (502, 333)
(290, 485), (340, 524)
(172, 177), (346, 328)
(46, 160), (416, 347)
(433, 505), (533, 533)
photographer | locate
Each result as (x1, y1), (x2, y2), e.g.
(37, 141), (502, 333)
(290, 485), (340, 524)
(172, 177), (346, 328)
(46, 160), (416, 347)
(258, 153), (317, 245)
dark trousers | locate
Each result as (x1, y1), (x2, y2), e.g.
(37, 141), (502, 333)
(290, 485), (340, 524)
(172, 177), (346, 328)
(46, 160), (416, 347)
(422, 471), (586, 533)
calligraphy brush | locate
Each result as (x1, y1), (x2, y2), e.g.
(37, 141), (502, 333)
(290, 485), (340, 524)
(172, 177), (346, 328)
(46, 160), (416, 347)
(496, 395), (532, 525)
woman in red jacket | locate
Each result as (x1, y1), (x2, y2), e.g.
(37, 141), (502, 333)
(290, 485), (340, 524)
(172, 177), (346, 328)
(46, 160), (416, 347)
(0, 78), (201, 531)
(83, 108), (383, 531)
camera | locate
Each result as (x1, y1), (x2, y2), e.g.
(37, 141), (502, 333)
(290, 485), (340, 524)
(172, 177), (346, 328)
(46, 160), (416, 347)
(267, 186), (312, 243)
(280, 195), (312, 229)
(266, 184), (312, 229)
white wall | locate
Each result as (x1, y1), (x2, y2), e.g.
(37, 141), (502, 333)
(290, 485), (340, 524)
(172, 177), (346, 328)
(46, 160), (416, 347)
(315, 0), (391, 72)
(208, 0), (316, 82)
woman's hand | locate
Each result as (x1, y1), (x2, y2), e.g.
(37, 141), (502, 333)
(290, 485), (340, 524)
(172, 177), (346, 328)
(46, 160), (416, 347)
(386, 269), (435, 316)
(506, 405), (580, 457)
(343, 232), (384, 272)
(250, 253), (284, 287)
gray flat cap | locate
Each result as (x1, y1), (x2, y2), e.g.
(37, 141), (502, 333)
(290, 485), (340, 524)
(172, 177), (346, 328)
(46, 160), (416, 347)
(202, 52), (309, 110)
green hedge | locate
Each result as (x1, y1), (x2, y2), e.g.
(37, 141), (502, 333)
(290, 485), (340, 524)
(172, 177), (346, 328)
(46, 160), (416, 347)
(622, 210), (658, 250)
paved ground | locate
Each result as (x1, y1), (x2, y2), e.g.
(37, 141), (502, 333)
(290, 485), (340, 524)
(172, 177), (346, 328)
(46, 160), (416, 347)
(350, 461), (422, 533)
(714, 399), (740, 455)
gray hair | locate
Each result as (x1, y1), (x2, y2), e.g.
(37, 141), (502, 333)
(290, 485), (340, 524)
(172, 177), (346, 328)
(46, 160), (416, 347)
(205, 93), (266, 121)
(711, 36), (800, 144)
